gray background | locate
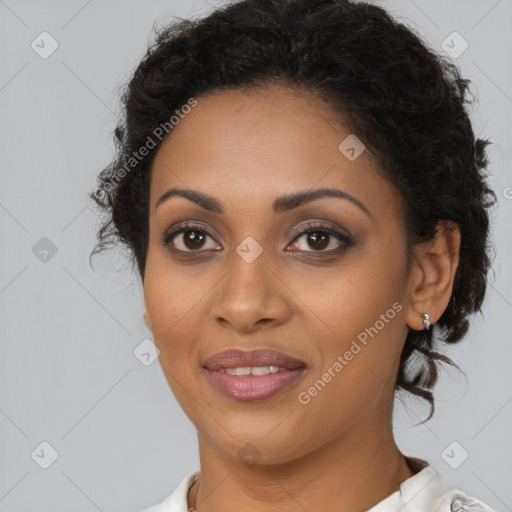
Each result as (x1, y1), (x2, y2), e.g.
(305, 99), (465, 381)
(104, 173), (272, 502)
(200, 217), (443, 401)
(0, 0), (511, 511)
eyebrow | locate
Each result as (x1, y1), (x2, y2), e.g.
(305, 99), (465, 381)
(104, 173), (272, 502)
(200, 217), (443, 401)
(154, 187), (372, 217)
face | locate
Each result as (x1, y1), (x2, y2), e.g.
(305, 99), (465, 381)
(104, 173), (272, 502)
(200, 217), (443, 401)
(143, 84), (414, 464)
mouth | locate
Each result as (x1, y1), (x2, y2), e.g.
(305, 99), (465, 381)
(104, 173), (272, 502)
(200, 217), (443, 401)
(202, 348), (307, 402)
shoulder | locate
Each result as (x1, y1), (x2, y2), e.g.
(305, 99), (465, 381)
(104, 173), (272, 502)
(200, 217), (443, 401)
(138, 471), (200, 512)
(435, 487), (498, 512)
(400, 463), (497, 512)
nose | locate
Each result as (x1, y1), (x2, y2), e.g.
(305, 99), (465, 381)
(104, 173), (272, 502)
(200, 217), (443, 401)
(210, 251), (292, 333)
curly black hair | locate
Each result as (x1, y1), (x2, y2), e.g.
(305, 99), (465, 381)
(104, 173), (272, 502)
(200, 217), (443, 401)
(90, 0), (497, 422)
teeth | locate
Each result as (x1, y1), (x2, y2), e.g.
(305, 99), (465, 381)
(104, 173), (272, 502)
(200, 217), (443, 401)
(222, 366), (282, 376)
(224, 367), (252, 376)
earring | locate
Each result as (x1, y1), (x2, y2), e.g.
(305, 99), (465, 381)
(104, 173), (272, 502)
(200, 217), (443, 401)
(422, 312), (431, 330)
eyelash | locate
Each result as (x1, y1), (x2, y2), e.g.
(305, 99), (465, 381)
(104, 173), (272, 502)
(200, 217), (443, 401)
(160, 221), (354, 256)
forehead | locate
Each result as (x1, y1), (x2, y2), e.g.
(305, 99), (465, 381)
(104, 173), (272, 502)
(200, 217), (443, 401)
(149, 84), (395, 217)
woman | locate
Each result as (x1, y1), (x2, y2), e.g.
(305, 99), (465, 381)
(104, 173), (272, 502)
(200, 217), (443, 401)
(90, 0), (498, 510)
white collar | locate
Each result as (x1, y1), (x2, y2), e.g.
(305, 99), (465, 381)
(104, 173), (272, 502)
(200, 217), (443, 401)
(141, 461), (496, 512)
(367, 464), (452, 511)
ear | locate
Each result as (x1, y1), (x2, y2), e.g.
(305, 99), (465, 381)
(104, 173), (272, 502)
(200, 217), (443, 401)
(143, 309), (153, 331)
(405, 220), (461, 331)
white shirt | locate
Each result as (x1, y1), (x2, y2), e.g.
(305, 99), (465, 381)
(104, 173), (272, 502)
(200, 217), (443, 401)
(139, 458), (497, 512)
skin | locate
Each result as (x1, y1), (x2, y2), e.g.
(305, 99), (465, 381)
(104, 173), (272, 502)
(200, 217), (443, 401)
(143, 83), (461, 512)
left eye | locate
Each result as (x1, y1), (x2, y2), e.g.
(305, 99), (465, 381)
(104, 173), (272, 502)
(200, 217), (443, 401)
(287, 225), (352, 253)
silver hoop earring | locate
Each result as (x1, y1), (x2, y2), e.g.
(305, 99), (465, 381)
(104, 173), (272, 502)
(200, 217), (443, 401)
(422, 312), (431, 330)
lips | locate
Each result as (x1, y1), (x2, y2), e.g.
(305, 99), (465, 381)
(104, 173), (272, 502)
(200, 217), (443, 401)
(202, 348), (307, 371)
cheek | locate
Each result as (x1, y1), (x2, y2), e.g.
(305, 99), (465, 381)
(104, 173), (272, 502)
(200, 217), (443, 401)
(144, 247), (207, 336)
(294, 296), (405, 434)
(290, 247), (407, 398)
(143, 262), (203, 413)
(290, 253), (404, 344)
(143, 251), (195, 363)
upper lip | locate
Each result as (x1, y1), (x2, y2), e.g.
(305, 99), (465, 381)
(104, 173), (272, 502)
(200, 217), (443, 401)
(203, 348), (307, 371)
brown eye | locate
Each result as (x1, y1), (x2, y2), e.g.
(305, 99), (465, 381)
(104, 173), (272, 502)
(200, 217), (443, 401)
(181, 230), (208, 250)
(308, 232), (329, 250)
(161, 223), (220, 252)
(287, 223), (353, 253)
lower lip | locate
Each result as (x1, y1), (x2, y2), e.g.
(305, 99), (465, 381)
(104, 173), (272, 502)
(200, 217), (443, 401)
(205, 368), (306, 402)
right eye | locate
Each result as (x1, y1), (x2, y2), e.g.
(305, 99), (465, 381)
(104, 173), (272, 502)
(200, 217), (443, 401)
(161, 222), (221, 252)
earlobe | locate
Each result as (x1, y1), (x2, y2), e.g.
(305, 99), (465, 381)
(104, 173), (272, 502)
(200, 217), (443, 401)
(404, 220), (461, 331)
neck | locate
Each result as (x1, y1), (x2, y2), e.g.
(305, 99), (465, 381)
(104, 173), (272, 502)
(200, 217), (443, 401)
(188, 417), (416, 512)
